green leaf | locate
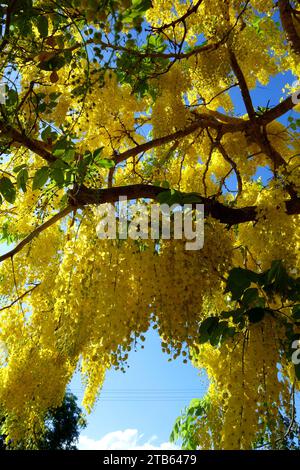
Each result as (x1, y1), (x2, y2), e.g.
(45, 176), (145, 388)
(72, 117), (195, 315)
(209, 321), (229, 346)
(247, 307), (265, 324)
(50, 167), (64, 185)
(230, 309), (245, 325)
(93, 147), (104, 159)
(38, 55), (65, 71)
(220, 308), (244, 328)
(37, 102), (47, 113)
(157, 189), (183, 205)
(50, 159), (69, 170)
(242, 288), (260, 307)
(0, 177), (16, 203)
(266, 259), (288, 291)
(32, 166), (49, 190)
(220, 310), (233, 319)
(225, 268), (252, 300)
(6, 88), (18, 107)
(37, 15), (48, 38)
(52, 139), (69, 157)
(157, 190), (172, 204)
(292, 305), (300, 321)
(41, 125), (52, 142)
(13, 164), (27, 173)
(189, 398), (202, 409)
(96, 159), (115, 169)
(64, 149), (76, 162)
(182, 192), (203, 204)
(198, 317), (219, 344)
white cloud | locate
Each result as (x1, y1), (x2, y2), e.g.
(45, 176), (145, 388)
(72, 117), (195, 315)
(78, 429), (180, 450)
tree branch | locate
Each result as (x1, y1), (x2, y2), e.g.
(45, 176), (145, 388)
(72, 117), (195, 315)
(0, 205), (73, 263)
(0, 93), (297, 175)
(0, 120), (56, 163)
(0, 283), (40, 312)
(216, 141), (243, 196)
(152, 0), (203, 32)
(71, 184), (300, 225)
(1, 184), (299, 264)
(229, 49), (256, 119)
(114, 118), (245, 165)
(260, 96), (296, 124)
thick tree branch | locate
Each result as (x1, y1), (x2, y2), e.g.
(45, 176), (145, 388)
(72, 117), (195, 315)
(1, 184), (299, 264)
(71, 184), (300, 225)
(114, 118), (245, 165)
(0, 120), (56, 163)
(0, 95), (297, 171)
(260, 96), (296, 124)
(152, 0), (203, 32)
(251, 124), (288, 171)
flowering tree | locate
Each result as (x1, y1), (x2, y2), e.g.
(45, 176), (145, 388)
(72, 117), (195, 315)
(0, 392), (86, 449)
(0, 0), (299, 449)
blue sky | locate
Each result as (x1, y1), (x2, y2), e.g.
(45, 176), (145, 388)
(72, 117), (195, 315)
(72, 329), (208, 449)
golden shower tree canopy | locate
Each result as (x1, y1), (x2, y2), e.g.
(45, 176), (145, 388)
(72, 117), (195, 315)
(0, 0), (299, 449)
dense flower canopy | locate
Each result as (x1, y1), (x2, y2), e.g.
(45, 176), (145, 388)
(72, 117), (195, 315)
(0, 0), (299, 448)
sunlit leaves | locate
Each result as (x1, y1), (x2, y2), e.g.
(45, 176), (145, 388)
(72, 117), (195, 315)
(12, 165), (28, 195)
(32, 167), (49, 190)
(0, 177), (16, 203)
(198, 261), (300, 348)
(198, 316), (235, 346)
(170, 397), (211, 450)
(16, 168), (29, 193)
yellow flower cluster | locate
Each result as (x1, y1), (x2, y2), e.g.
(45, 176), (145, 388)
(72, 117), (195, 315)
(192, 317), (292, 449)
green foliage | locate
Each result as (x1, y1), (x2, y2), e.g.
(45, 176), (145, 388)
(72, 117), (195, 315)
(122, 0), (152, 23)
(173, 261), (300, 450)
(0, 392), (86, 450)
(198, 316), (235, 346)
(225, 267), (256, 300)
(116, 35), (167, 97)
(0, 177), (16, 204)
(254, 411), (300, 450)
(292, 305), (300, 321)
(157, 189), (203, 205)
(288, 116), (300, 131)
(198, 260), (300, 377)
(13, 164), (29, 193)
(171, 396), (300, 450)
(32, 167), (50, 190)
(0, 221), (20, 245)
(170, 397), (211, 450)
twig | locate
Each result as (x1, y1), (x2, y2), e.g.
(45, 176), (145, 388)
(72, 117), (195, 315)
(0, 205), (73, 263)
